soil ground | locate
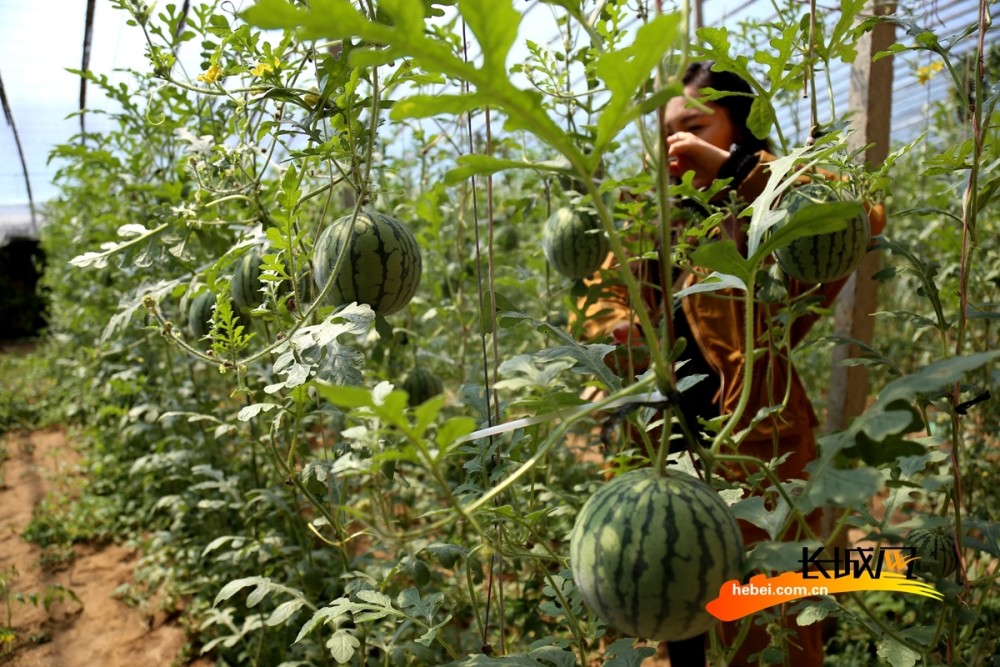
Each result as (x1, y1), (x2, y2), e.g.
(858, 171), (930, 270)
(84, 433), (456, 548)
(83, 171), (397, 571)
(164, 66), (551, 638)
(0, 427), (212, 667)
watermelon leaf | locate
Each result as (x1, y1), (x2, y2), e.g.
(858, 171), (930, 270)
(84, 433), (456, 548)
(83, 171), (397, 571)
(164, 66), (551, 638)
(690, 239), (753, 286)
(601, 638), (656, 666)
(592, 13), (681, 152)
(750, 200), (862, 267)
(459, 0), (520, 80)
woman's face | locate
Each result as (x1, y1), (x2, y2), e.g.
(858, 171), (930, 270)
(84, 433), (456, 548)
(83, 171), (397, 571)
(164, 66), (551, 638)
(664, 85), (738, 151)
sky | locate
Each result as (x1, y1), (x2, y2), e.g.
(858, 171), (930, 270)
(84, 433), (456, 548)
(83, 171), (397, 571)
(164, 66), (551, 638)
(0, 0), (151, 208)
(0, 0), (953, 218)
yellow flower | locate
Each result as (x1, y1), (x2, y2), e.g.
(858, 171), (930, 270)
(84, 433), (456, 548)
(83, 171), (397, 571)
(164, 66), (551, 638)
(916, 61), (944, 85)
(197, 63), (223, 84)
(251, 57), (282, 78)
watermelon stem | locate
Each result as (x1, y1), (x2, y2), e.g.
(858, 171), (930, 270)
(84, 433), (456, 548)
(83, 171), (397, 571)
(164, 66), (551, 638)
(708, 277), (758, 461)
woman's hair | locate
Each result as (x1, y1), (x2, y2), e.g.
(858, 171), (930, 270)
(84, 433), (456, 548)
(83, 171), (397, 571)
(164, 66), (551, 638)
(682, 61), (771, 153)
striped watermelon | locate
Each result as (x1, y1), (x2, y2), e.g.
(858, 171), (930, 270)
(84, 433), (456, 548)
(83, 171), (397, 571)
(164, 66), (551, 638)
(187, 290), (216, 340)
(312, 210), (422, 316)
(570, 468), (744, 641)
(231, 248), (263, 312)
(542, 207), (609, 280)
(773, 182), (871, 284)
(904, 529), (958, 579)
(401, 368), (444, 407)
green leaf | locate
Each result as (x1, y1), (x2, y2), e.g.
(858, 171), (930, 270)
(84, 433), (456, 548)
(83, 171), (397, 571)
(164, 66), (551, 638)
(860, 351), (1000, 417)
(795, 602), (833, 626)
(803, 461), (886, 510)
(214, 576), (271, 606)
(313, 383), (375, 409)
(444, 155), (569, 185)
(326, 630), (360, 663)
(444, 645), (577, 667)
(673, 271), (747, 298)
(690, 239), (752, 286)
(243, 0), (386, 42)
(592, 13), (681, 151)
(751, 201), (862, 266)
(876, 637), (920, 667)
(731, 495), (791, 541)
(266, 599), (306, 626)
(459, 0), (520, 79)
(602, 638), (656, 666)
(390, 92), (488, 121)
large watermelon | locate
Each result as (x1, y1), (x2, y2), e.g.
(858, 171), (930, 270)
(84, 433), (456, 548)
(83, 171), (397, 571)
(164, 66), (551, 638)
(312, 210), (422, 316)
(232, 247), (263, 312)
(542, 207), (609, 280)
(570, 468), (744, 641)
(773, 182), (871, 284)
(187, 290), (216, 340)
(904, 529), (958, 579)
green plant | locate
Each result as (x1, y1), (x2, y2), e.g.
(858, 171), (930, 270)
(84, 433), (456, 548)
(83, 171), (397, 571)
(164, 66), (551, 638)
(25, 0), (999, 664)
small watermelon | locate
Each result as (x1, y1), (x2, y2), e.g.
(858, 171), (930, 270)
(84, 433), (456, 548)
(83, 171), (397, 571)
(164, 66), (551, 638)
(542, 207), (609, 280)
(401, 368), (444, 407)
(312, 210), (422, 316)
(773, 182), (871, 284)
(570, 468), (744, 641)
(232, 248), (263, 312)
(187, 290), (216, 340)
(904, 529), (958, 579)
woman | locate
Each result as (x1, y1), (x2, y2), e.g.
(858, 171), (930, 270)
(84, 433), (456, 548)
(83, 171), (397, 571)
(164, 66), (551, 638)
(581, 61), (886, 665)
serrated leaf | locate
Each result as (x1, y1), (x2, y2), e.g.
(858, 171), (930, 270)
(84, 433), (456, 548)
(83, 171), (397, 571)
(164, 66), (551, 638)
(460, 0), (519, 79)
(593, 13), (681, 150)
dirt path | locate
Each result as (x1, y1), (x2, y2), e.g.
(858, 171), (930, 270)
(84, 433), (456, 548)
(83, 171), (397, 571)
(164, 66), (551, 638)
(0, 427), (210, 666)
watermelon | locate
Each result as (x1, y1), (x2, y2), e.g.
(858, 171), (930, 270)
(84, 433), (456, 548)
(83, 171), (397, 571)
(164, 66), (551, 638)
(570, 468), (744, 641)
(773, 182), (871, 284)
(401, 368), (444, 407)
(542, 207), (609, 280)
(312, 210), (422, 316)
(187, 290), (216, 340)
(904, 529), (958, 579)
(232, 248), (263, 312)
(493, 224), (519, 252)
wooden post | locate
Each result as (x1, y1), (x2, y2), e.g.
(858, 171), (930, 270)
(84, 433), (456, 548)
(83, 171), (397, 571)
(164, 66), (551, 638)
(825, 1), (896, 434)
(822, 2), (896, 540)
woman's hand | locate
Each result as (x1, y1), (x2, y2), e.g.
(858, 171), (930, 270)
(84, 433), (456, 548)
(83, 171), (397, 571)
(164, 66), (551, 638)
(666, 131), (730, 189)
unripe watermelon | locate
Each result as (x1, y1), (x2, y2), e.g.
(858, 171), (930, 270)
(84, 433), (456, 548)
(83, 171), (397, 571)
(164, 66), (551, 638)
(773, 182), (871, 284)
(570, 468), (744, 641)
(542, 207), (609, 280)
(401, 368), (444, 407)
(493, 224), (519, 252)
(188, 290), (216, 340)
(904, 529), (958, 579)
(312, 210), (422, 316)
(232, 248), (263, 312)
